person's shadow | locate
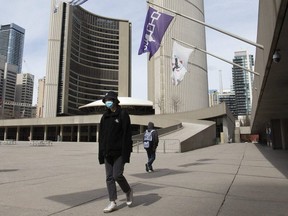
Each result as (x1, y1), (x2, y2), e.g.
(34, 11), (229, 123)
(118, 193), (161, 209)
(46, 183), (162, 208)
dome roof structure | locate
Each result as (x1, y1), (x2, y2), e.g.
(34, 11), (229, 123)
(79, 97), (154, 115)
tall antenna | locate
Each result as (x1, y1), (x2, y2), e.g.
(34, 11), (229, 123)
(219, 70), (223, 94)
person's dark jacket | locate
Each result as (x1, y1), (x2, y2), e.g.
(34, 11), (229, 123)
(98, 107), (132, 164)
(146, 122), (159, 151)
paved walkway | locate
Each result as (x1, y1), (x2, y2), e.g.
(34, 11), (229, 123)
(0, 142), (288, 216)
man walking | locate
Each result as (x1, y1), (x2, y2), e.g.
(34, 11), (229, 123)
(143, 122), (159, 172)
(98, 91), (133, 213)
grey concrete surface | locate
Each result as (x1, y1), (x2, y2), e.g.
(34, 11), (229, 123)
(0, 142), (288, 216)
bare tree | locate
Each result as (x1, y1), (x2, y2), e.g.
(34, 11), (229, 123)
(171, 95), (181, 113)
(239, 115), (251, 126)
(155, 95), (164, 113)
(244, 115), (251, 126)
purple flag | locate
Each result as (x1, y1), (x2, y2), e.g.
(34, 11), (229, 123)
(138, 7), (174, 60)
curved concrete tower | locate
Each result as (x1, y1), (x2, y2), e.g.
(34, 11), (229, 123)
(147, 0), (208, 114)
(44, 1), (131, 117)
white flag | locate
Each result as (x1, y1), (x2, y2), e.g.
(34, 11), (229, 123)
(171, 41), (194, 86)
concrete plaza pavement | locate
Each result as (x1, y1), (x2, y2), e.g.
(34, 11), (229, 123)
(0, 142), (288, 216)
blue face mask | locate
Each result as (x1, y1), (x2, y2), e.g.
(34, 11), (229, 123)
(105, 101), (113, 109)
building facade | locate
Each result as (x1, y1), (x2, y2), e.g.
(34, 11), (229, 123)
(0, 23), (25, 73)
(148, 0), (209, 114)
(208, 89), (218, 107)
(0, 56), (18, 119)
(251, 0), (288, 150)
(15, 73), (34, 118)
(232, 51), (254, 116)
(44, 1), (131, 117)
(218, 90), (236, 117)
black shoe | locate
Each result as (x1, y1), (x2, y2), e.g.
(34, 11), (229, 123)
(145, 163), (149, 172)
(150, 167), (154, 172)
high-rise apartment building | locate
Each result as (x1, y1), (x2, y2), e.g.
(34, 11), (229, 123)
(218, 90), (236, 117)
(208, 90), (218, 107)
(0, 55), (18, 119)
(232, 51), (254, 116)
(209, 89), (236, 116)
(15, 73), (34, 118)
(44, 1), (131, 117)
(0, 23), (25, 73)
(148, 0), (209, 114)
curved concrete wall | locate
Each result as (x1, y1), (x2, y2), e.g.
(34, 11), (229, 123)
(148, 0), (209, 114)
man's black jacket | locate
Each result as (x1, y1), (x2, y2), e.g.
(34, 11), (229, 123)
(98, 107), (132, 164)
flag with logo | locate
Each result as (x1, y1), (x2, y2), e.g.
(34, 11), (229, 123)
(171, 41), (194, 85)
(54, 0), (89, 13)
(138, 6), (174, 60)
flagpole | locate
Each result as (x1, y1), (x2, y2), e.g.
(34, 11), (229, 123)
(147, 1), (264, 50)
(173, 38), (260, 76)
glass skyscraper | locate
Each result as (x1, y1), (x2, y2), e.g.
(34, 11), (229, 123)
(0, 23), (25, 73)
(232, 51), (254, 116)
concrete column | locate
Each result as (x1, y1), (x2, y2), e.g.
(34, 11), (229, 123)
(4, 127), (7, 140)
(77, 125), (80, 142)
(222, 117), (229, 143)
(60, 125), (63, 141)
(96, 124), (99, 142)
(234, 127), (240, 143)
(55, 126), (58, 141)
(56, 126), (60, 142)
(44, 125), (47, 141)
(16, 126), (19, 141)
(88, 126), (91, 142)
(271, 119), (282, 149)
(280, 119), (288, 150)
(220, 132), (225, 144)
(30, 126), (33, 140)
(140, 125), (144, 134)
(70, 126), (73, 141)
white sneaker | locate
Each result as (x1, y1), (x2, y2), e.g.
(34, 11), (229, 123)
(126, 188), (133, 206)
(103, 201), (117, 213)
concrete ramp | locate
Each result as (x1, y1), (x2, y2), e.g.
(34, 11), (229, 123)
(134, 120), (216, 153)
(160, 120), (216, 153)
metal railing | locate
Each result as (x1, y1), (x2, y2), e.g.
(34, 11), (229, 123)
(0, 139), (16, 145)
(133, 139), (181, 153)
(30, 140), (53, 147)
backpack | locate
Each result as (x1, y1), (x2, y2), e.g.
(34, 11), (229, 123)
(143, 130), (154, 148)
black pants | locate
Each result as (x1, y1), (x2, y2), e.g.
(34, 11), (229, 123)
(146, 148), (156, 169)
(104, 156), (131, 201)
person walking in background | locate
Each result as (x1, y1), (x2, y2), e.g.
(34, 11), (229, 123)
(98, 91), (133, 213)
(143, 122), (159, 172)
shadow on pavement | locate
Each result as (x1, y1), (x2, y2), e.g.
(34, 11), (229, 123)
(119, 193), (161, 208)
(255, 143), (288, 178)
(131, 168), (191, 179)
(0, 169), (19, 172)
(46, 188), (107, 206)
(179, 162), (212, 167)
(46, 183), (163, 207)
